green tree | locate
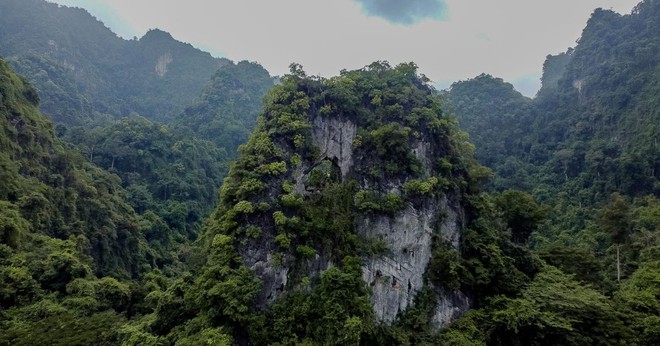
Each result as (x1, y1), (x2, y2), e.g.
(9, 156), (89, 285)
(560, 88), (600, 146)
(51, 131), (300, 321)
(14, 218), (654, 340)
(600, 193), (632, 281)
(494, 190), (546, 244)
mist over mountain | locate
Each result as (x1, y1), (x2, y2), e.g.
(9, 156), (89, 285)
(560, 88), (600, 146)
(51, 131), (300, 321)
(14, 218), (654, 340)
(0, 0), (658, 344)
(0, 0), (228, 125)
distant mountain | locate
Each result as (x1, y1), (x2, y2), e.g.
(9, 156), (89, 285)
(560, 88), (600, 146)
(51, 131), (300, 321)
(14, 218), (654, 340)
(174, 60), (276, 156)
(0, 0), (276, 239)
(443, 4), (659, 344)
(0, 0), (229, 125)
(448, 0), (660, 201)
(446, 74), (533, 190)
(0, 57), (168, 279)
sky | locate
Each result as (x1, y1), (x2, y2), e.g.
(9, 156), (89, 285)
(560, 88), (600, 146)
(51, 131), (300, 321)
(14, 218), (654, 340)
(47, 0), (641, 97)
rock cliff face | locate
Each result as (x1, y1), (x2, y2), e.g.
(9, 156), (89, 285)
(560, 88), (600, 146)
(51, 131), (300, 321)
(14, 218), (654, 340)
(243, 110), (470, 325)
(214, 64), (477, 331)
(359, 196), (467, 325)
(313, 114), (470, 325)
(241, 241), (290, 306)
(311, 115), (357, 178)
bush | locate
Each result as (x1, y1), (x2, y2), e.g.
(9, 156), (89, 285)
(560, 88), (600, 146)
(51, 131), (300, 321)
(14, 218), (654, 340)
(233, 201), (254, 214)
(402, 177), (438, 196)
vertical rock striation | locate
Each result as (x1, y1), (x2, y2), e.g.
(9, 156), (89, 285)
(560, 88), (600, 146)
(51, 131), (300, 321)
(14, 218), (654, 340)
(358, 195), (465, 324)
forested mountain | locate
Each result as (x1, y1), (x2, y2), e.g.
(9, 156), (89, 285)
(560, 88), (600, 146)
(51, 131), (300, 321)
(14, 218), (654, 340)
(0, 57), (186, 343)
(174, 60), (276, 156)
(114, 62), (542, 345)
(446, 74), (533, 190)
(62, 116), (228, 238)
(0, 0), (658, 344)
(53, 59), (275, 237)
(443, 3), (660, 344)
(0, 0), (276, 238)
(0, 0), (228, 125)
(449, 0), (659, 201)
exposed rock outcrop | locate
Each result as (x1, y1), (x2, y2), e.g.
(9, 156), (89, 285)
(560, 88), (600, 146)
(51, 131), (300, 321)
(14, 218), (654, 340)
(223, 65), (475, 329)
(248, 111), (471, 326)
(312, 115), (357, 177)
(242, 242), (289, 306)
(155, 53), (173, 77)
(359, 194), (464, 324)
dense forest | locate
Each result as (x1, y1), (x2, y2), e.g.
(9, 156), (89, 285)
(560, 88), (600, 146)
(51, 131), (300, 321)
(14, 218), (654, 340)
(0, 0), (227, 125)
(0, 0), (658, 345)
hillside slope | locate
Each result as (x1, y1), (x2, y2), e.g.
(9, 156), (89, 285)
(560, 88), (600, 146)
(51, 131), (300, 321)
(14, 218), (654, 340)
(449, 0), (659, 201)
(0, 0), (228, 124)
(0, 57), (190, 344)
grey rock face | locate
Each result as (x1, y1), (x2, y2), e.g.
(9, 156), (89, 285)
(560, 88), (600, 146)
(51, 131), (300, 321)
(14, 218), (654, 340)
(241, 241), (289, 307)
(312, 115), (356, 177)
(412, 140), (434, 173)
(246, 113), (471, 326)
(358, 195), (465, 324)
(307, 115), (469, 326)
(432, 287), (471, 328)
(247, 250), (335, 307)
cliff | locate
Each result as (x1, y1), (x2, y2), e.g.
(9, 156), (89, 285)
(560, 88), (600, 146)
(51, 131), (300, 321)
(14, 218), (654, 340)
(199, 62), (483, 332)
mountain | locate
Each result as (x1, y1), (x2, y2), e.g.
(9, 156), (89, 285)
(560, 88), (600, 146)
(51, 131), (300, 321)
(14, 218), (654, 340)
(1, 0), (658, 344)
(121, 62), (538, 345)
(448, 0), (660, 202)
(0, 0), (229, 125)
(174, 60), (276, 156)
(0, 58), (159, 277)
(0, 57), (189, 343)
(441, 3), (660, 344)
(0, 0), (276, 239)
(446, 74), (533, 190)
(55, 59), (276, 238)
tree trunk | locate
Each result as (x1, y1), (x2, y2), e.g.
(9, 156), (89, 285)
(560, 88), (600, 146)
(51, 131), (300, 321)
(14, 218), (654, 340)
(616, 244), (621, 282)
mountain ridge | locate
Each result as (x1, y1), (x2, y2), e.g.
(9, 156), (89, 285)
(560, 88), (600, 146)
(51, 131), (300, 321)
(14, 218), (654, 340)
(0, 0), (231, 124)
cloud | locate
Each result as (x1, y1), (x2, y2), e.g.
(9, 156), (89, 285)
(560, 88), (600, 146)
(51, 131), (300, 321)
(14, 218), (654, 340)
(353, 0), (447, 25)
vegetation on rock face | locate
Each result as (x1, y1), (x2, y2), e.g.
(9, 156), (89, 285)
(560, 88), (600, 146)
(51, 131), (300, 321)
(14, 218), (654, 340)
(117, 61), (538, 345)
(0, 0), (658, 344)
(205, 60), (484, 264)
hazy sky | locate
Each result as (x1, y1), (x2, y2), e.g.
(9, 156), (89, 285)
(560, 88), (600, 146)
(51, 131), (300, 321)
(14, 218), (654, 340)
(48, 0), (641, 96)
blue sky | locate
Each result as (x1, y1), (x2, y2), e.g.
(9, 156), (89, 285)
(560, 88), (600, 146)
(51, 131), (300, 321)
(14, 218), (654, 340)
(48, 0), (641, 97)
